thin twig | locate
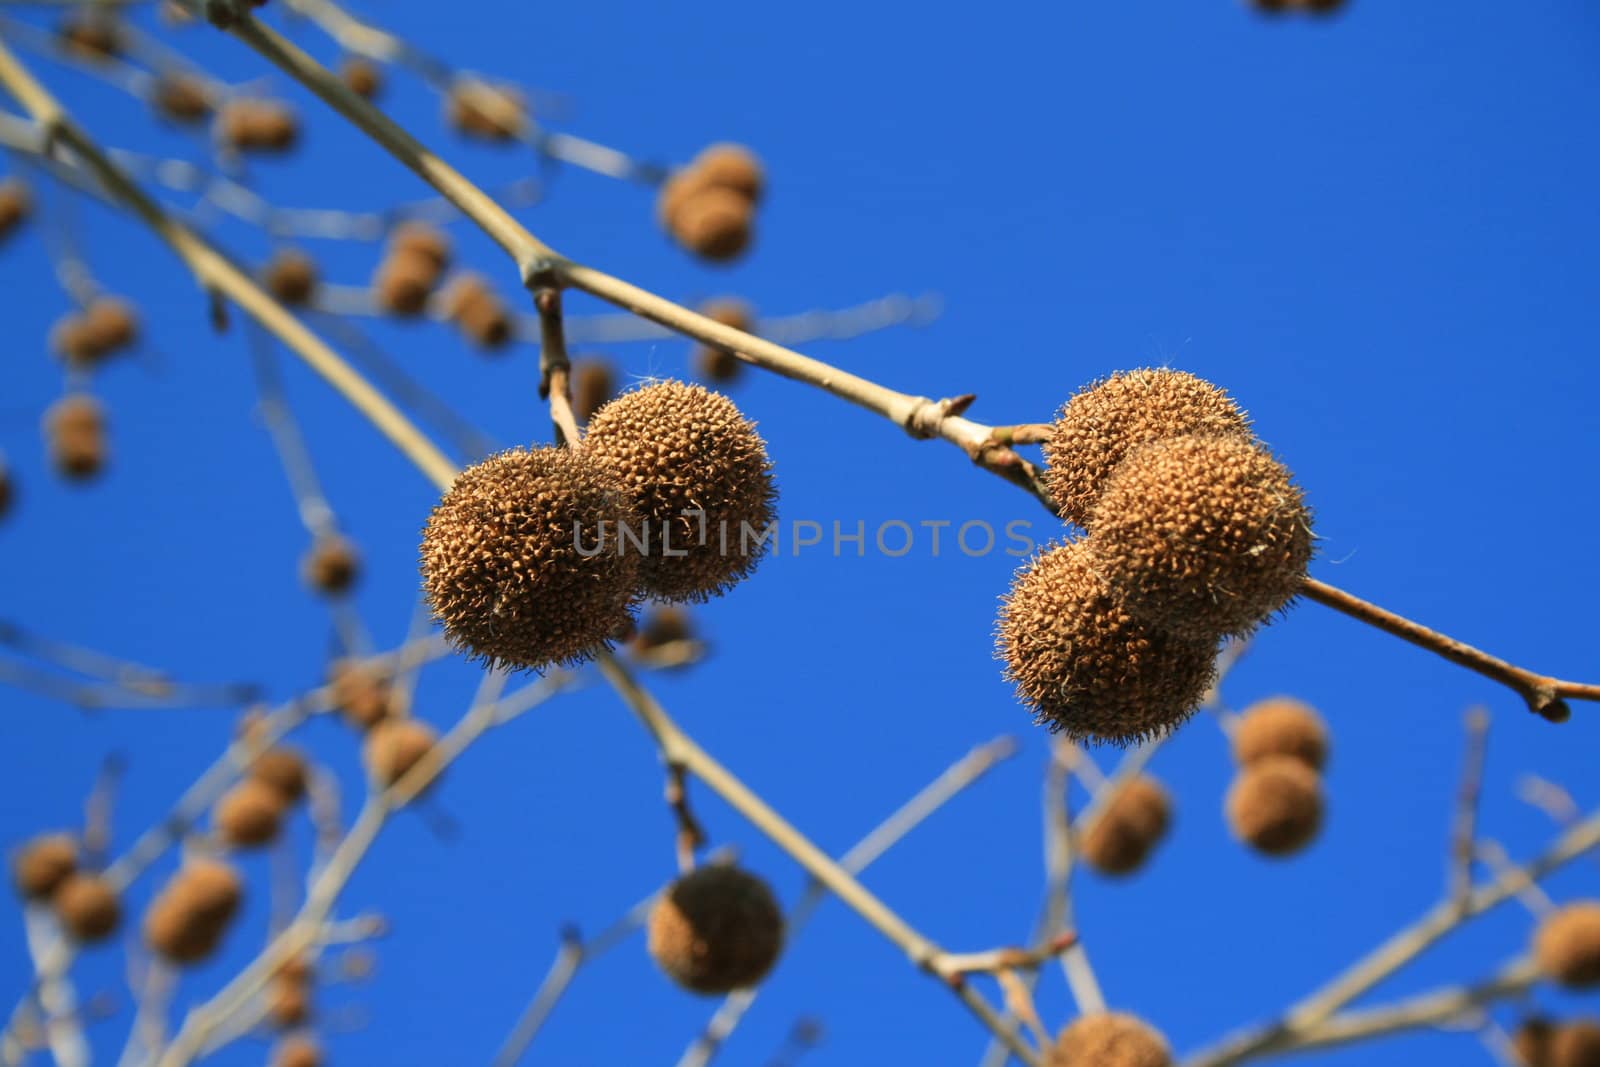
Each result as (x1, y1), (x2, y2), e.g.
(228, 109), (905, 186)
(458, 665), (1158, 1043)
(1449, 707), (1490, 907)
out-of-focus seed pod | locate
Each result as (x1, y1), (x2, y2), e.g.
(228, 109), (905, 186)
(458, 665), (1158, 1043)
(372, 252), (438, 317)
(446, 79), (527, 141)
(1225, 755), (1323, 857)
(272, 1036), (323, 1067)
(328, 660), (400, 730)
(632, 606), (693, 653)
(1046, 1012), (1172, 1067)
(672, 187), (753, 263)
(0, 178), (34, 244)
(692, 143), (765, 204)
(572, 358), (615, 423)
(143, 858), (244, 964)
(264, 249), (319, 306)
(13, 834), (78, 900)
(152, 74), (212, 123)
(44, 395), (108, 481)
(251, 747), (310, 805)
(439, 273), (511, 351)
(217, 99), (300, 154)
(1535, 903), (1600, 989)
(1514, 1018), (1554, 1067)
(388, 223), (451, 275)
(648, 864), (783, 994)
(51, 874), (121, 943)
(1553, 1022), (1600, 1067)
(363, 719), (439, 793)
(266, 976), (311, 1028)
(301, 534), (361, 596)
(340, 56), (383, 99)
(85, 297), (139, 354)
(692, 299), (754, 384)
(213, 779), (287, 849)
(1080, 777), (1172, 877)
(58, 14), (121, 60)
(1232, 696), (1328, 771)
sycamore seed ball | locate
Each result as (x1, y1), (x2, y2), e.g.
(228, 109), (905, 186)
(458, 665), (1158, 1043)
(1081, 777), (1172, 877)
(13, 834), (77, 900)
(693, 298), (754, 385)
(421, 446), (642, 669)
(1534, 903), (1600, 989)
(52, 874), (121, 943)
(340, 56), (383, 99)
(251, 747), (310, 805)
(1232, 696), (1328, 771)
(1043, 369), (1254, 528)
(363, 719), (439, 791)
(648, 865), (783, 994)
(264, 250), (318, 306)
(1089, 435), (1314, 640)
(446, 80), (526, 140)
(672, 186), (753, 263)
(143, 858), (243, 964)
(692, 144), (765, 203)
(373, 252), (439, 317)
(45, 395), (108, 481)
(329, 660), (400, 730)
(1225, 755), (1323, 857)
(153, 74), (211, 123)
(214, 779), (287, 849)
(584, 381), (778, 603)
(1516, 1019), (1554, 1067)
(388, 222), (451, 274)
(0, 179), (32, 243)
(272, 1036), (323, 1067)
(573, 359), (616, 424)
(267, 977), (311, 1028)
(302, 534), (361, 596)
(1554, 1022), (1600, 1067)
(1047, 1012), (1172, 1067)
(997, 540), (1217, 745)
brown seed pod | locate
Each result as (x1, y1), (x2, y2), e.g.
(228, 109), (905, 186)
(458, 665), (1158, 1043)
(1225, 755), (1323, 857)
(1515, 1018), (1555, 1067)
(1046, 1011), (1172, 1067)
(51, 874), (121, 943)
(446, 79), (526, 141)
(143, 858), (244, 964)
(50, 313), (102, 368)
(266, 977), (311, 1029)
(214, 779), (287, 849)
(1089, 435), (1314, 640)
(572, 359), (616, 423)
(44, 395), (108, 481)
(251, 747), (310, 805)
(328, 660), (401, 730)
(373, 251), (439, 316)
(692, 143), (765, 204)
(1534, 902), (1600, 989)
(692, 298), (754, 385)
(388, 222), (451, 274)
(584, 381), (778, 602)
(632, 605), (694, 652)
(13, 834), (78, 900)
(275, 953), (314, 985)
(1042, 369), (1254, 528)
(997, 540), (1217, 745)
(440, 274), (511, 350)
(1554, 1023), (1600, 1067)
(340, 55), (383, 99)
(272, 1036), (323, 1067)
(264, 249), (318, 306)
(648, 864), (783, 994)
(671, 187), (754, 263)
(85, 297), (139, 355)
(58, 15), (121, 60)
(363, 719), (439, 791)
(301, 534), (361, 596)
(152, 75), (212, 123)
(438, 272), (491, 321)
(656, 170), (703, 231)
(420, 446), (642, 669)
(0, 178), (31, 242)
(217, 100), (300, 153)
(1232, 696), (1328, 771)
(1081, 777), (1172, 877)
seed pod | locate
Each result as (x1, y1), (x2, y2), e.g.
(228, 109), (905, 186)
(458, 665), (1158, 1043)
(572, 359), (616, 423)
(1089, 435), (1314, 640)
(388, 222), (451, 275)
(997, 540), (1217, 745)
(1535, 903), (1600, 989)
(1232, 696), (1328, 771)
(1515, 1018), (1554, 1067)
(328, 660), (400, 730)
(656, 170), (703, 231)
(1081, 777), (1172, 877)
(584, 381), (778, 602)
(340, 56), (382, 99)
(446, 79), (526, 141)
(58, 14), (121, 60)
(438, 272), (491, 322)
(1046, 1012), (1172, 1067)
(1043, 370), (1254, 528)
(214, 779), (287, 849)
(13, 834), (78, 900)
(420, 446), (642, 669)
(272, 1036), (323, 1067)
(671, 187), (754, 263)
(648, 864), (783, 994)
(51, 874), (120, 943)
(266, 977), (311, 1028)
(152, 75), (212, 123)
(275, 953), (314, 985)
(1554, 1023), (1600, 1067)
(692, 143), (765, 204)
(264, 250), (318, 306)
(217, 100), (300, 153)
(50, 312), (102, 368)
(251, 747), (310, 805)
(692, 299), (754, 385)
(373, 252), (438, 316)
(44, 395), (108, 481)
(0, 178), (31, 243)
(363, 719), (439, 791)
(301, 534), (361, 596)
(632, 605), (693, 653)
(440, 274), (511, 350)
(143, 858), (244, 964)
(84, 297), (139, 355)
(1225, 755), (1323, 857)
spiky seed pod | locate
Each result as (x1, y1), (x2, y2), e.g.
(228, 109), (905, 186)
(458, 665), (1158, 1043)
(373, 252), (438, 317)
(1042, 369), (1254, 528)
(363, 719), (439, 791)
(1555, 1023), (1600, 1067)
(672, 187), (754, 263)
(58, 15), (121, 60)
(584, 381), (778, 602)
(84, 297), (139, 354)
(1515, 1019), (1555, 1067)
(420, 446), (643, 669)
(1081, 777), (1172, 877)
(301, 534), (361, 596)
(214, 779), (287, 849)
(266, 977), (311, 1028)
(340, 56), (383, 99)
(1232, 696), (1328, 771)
(648, 865), (783, 994)
(251, 747), (310, 805)
(388, 222), (451, 274)
(573, 359), (616, 423)
(329, 661), (400, 730)
(264, 250), (318, 306)
(997, 540), (1217, 745)
(1089, 435), (1313, 639)
(692, 299), (753, 385)
(143, 858), (243, 964)
(44, 395), (108, 481)
(692, 143), (765, 204)
(13, 834), (78, 900)
(446, 80), (526, 140)
(1225, 755), (1323, 857)
(272, 1036), (323, 1067)
(1534, 903), (1600, 989)
(51, 874), (120, 943)
(1046, 1012), (1173, 1067)
(152, 75), (211, 123)
(0, 178), (31, 242)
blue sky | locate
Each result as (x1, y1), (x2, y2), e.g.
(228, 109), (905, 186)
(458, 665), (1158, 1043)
(1, 1), (1598, 1064)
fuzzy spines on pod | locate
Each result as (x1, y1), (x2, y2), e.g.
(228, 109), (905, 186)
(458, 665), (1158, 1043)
(1081, 777), (1172, 876)
(1233, 696), (1328, 771)
(1225, 755), (1323, 857)
(1042, 369), (1254, 528)
(1534, 903), (1600, 989)
(264, 249), (318, 306)
(363, 719), (439, 792)
(1046, 1012), (1172, 1067)
(1089, 434), (1313, 639)
(44, 394), (108, 481)
(648, 864), (783, 994)
(13, 834), (77, 900)
(421, 446), (642, 669)
(213, 779), (286, 849)
(997, 540), (1217, 745)
(143, 858), (243, 964)
(52, 874), (120, 943)
(251, 747), (310, 805)
(583, 381), (777, 602)
(302, 534), (361, 596)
